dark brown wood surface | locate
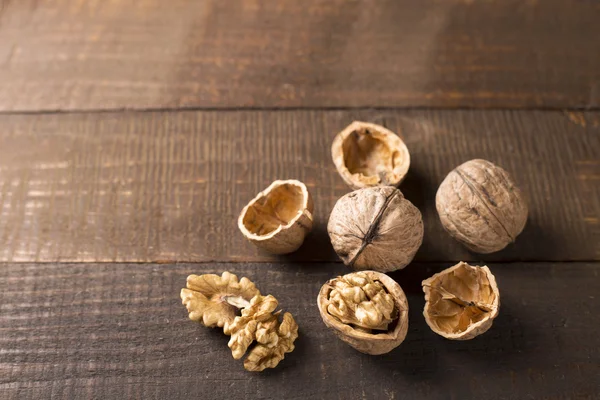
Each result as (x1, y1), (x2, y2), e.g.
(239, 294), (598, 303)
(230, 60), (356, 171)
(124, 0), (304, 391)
(2, 1), (599, 399)
(1, 0), (600, 111)
(1, 262), (598, 400)
(0, 110), (597, 263)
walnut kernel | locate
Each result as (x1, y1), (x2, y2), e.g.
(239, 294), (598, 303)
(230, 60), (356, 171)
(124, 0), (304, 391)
(238, 179), (314, 254)
(181, 272), (298, 371)
(436, 159), (528, 253)
(422, 262), (500, 340)
(328, 186), (423, 272)
(317, 271), (409, 355)
(180, 271), (260, 329)
(332, 121), (410, 190)
(224, 294), (298, 372)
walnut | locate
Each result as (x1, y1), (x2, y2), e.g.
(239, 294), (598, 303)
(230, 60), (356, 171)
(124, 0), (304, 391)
(318, 271), (408, 354)
(331, 121), (410, 190)
(422, 262), (500, 340)
(180, 271), (260, 329)
(238, 179), (314, 254)
(224, 295), (298, 372)
(436, 159), (528, 253)
(327, 186), (423, 272)
(181, 272), (298, 372)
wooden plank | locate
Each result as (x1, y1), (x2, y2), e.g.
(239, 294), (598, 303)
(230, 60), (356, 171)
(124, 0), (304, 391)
(0, 0), (599, 111)
(0, 110), (598, 263)
(0, 262), (598, 399)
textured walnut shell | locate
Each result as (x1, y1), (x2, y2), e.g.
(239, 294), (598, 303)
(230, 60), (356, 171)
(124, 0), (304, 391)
(238, 180), (314, 254)
(327, 186), (423, 272)
(436, 159), (528, 253)
(332, 121), (410, 190)
(422, 262), (500, 340)
(317, 271), (409, 355)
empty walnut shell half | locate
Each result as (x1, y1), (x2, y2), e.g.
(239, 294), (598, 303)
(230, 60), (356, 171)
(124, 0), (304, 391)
(422, 262), (500, 340)
(317, 271), (409, 355)
(328, 186), (423, 272)
(436, 159), (528, 253)
(238, 179), (314, 254)
(331, 121), (410, 190)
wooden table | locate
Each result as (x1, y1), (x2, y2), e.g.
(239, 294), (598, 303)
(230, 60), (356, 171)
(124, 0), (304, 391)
(1, 1), (599, 399)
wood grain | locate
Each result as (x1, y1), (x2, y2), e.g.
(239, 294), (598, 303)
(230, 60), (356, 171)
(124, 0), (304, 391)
(0, 262), (598, 400)
(1, 0), (599, 111)
(0, 110), (598, 263)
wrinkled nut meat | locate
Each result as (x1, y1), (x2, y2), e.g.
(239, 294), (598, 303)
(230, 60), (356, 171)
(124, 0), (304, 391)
(317, 271), (409, 355)
(332, 121), (410, 190)
(436, 159), (528, 253)
(181, 272), (298, 371)
(328, 186), (423, 272)
(224, 294), (298, 372)
(238, 179), (314, 254)
(422, 262), (500, 340)
(181, 271), (260, 329)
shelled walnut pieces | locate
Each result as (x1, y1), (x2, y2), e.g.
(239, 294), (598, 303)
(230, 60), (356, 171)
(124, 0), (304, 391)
(436, 159), (528, 253)
(181, 272), (298, 372)
(238, 179), (314, 254)
(332, 121), (410, 190)
(224, 294), (298, 371)
(328, 186), (423, 272)
(318, 271), (409, 355)
(422, 262), (500, 340)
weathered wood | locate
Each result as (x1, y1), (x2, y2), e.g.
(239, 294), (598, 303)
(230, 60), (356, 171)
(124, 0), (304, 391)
(0, 110), (598, 263)
(0, 262), (598, 400)
(1, 0), (599, 111)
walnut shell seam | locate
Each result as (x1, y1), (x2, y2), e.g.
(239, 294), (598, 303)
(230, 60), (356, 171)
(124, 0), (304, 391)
(436, 159), (528, 254)
(328, 186), (424, 272)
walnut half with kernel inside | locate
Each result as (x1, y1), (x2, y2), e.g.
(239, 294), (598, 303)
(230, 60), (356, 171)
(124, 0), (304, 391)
(317, 271), (409, 355)
(181, 272), (298, 372)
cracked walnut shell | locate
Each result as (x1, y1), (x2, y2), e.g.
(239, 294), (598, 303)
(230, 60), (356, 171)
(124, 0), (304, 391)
(436, 159), (528, 253)
(317, 271), (409, 355)
(332, 121), (410, 190)
(422, 262), (500, 340)
(328, 186), (423, 272)
(238, 179), (314, 254)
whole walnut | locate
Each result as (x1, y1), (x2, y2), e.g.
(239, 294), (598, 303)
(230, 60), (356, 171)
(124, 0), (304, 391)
(328, 187), (423, 272)
(436, 159), (528, 254)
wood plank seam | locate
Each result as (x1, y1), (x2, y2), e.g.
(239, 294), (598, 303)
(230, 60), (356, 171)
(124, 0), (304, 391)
(0, 110), (597, 263)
